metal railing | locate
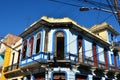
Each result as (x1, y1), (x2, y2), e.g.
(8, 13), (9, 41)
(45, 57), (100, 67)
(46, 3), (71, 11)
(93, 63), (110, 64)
(109, 65), (115, 71)
(84, 58), (94, 66)
(3, 63), (19, 72)
(98, 61), (106, 69)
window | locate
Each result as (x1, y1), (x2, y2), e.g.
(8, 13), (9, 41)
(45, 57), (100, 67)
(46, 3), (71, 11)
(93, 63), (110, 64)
(12, 79), (17, 80)
(55, 32), (64, 60)
(111, 54), (114, 65)
(77, 35), (83, 62)
(17, 50), (21, 68)
(29, 36), (34, 56)
(104, 49), (109, 70)
(53, 73), (65, 80)
(117, 56), (120, 67)
(76, 74), (87, 80)
(34, 73), (45, 80)
(22, 40), (27, 59)
(36, 33), (41, 53)
(44, 31), (48, 52)
(11, 52), (15, 70)
(26, 75), (30, 80)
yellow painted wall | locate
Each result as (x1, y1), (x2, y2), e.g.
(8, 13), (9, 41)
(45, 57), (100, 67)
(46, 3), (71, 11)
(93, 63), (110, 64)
(1, 47), (11, 80)
(95, 30), (109, 41)
(97, 30), (108, 42)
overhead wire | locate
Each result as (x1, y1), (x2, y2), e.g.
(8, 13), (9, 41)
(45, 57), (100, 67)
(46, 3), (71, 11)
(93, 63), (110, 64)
(96, 0), (101, 24)
(81, 0), (115, 9)
(49, 0), (82, 7)
(106, 0), (118, 23)
(111, 0), (120, 26)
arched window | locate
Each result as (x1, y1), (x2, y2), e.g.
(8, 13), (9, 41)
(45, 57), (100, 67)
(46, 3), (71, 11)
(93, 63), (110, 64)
(36, 33), (41, 53)
(55, 32), (64, 60)
(22, 40), (27, 59)
(29, 36), (34, 56)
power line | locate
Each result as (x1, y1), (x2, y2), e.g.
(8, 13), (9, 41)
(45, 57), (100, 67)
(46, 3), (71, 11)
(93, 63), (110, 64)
(106, 0), (118, 24)
(49, 0), (82, 7)
(99, 13), (114, 23)
(79, 0), (116, 9)
(0, 40), (19, 52)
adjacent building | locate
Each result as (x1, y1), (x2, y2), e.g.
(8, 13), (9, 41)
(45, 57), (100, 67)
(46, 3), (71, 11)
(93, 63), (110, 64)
(1, 34), (21, 80)
(2, 16), (120, 80)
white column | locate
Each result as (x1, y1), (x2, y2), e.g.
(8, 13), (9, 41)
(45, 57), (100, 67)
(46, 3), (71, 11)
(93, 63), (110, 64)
(103, 70), (108, 78)
(90, 67), (96, 76)
(31, 75), (34, 80)
(101, 77), (105, 80)
(87, 75), (93, 80)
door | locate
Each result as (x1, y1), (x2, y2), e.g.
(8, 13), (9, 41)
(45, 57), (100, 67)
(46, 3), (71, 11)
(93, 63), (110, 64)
(34, 73), (45, 80)
(55, 32), (64, 60)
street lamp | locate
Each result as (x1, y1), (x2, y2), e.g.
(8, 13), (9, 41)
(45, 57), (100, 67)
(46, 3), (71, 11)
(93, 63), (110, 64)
(80, 7), (117, 14)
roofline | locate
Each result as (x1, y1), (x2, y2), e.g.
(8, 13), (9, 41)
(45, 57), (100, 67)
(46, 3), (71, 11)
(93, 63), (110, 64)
(19, 16), (110, 47)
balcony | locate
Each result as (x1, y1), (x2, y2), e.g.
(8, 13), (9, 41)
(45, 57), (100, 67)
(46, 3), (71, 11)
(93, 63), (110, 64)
(84, 58), (94, 66)
(3, 63), (19, 72)
(109, 65), (115, 71)
(20, 52), (48, 67)
(48, 53), (77, 67)
(113, 41), (120, 52)
(98, 61), (106, 70)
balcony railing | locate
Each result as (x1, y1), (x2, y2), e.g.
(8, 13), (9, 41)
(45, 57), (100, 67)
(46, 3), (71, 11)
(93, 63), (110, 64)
(98, 61), (106, 69)
(84, 58), (94, 66)
(114, 41), (120, 46)
(109, 65), (115, 71)
(113, 41), (120, 52)
(3, 63), (19, 72)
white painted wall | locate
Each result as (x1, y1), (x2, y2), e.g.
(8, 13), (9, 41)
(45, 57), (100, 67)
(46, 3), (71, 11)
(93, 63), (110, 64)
(68, 31), (77, 55)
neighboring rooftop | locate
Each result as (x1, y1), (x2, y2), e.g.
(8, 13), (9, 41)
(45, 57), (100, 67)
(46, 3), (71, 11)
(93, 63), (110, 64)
(2, 34), (21, 46)
(0, 34), (21, 54)
(89, 22), (119, 36)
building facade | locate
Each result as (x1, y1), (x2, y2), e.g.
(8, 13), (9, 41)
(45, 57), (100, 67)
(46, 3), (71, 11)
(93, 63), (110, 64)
(3, 16), (120, 80)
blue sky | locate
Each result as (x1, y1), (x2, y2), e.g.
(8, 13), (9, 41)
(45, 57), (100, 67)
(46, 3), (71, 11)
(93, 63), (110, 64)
(0, 0), (120, 41)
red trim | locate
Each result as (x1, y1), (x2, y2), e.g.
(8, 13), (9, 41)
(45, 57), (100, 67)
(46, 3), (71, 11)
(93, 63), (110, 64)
(29, 37), (34, 56)
(104, 49), (109, 70)
(92, 44), (98, 67)
(114, 55), (118, 72)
